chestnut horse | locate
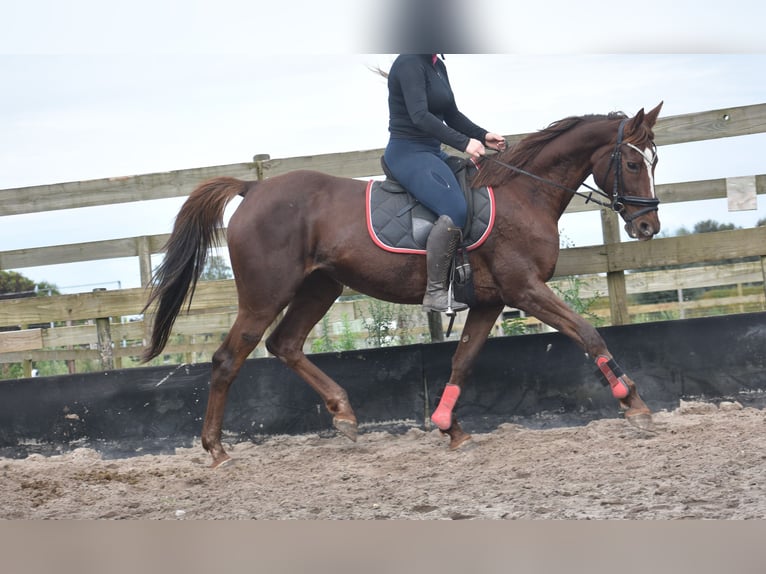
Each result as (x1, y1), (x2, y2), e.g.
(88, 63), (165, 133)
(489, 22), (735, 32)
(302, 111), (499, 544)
(143, 103), (663, 467)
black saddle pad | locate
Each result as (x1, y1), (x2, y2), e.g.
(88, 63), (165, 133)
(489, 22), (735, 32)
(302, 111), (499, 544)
(365, 180), (495, 253)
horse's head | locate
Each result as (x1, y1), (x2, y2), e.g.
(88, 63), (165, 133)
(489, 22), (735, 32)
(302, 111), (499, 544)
(592, 102), (663, 241)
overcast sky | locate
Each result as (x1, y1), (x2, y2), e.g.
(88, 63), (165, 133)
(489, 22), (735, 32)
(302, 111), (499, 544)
(1, 2), (765, 293)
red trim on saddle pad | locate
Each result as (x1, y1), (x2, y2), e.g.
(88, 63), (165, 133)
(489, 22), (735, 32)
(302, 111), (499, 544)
(364, 179), (496, 254)
(365, 180), (422, 253)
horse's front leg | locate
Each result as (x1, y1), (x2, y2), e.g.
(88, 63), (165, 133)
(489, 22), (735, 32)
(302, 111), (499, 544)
(431, 304), (504, 449)
(515, 283), (654, 430)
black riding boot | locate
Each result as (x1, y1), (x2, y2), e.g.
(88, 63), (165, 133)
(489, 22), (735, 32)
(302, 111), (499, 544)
(422, 215), (469, 314)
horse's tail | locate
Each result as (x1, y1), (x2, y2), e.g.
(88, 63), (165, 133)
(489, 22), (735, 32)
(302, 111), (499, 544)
(141, 176), (249, 362)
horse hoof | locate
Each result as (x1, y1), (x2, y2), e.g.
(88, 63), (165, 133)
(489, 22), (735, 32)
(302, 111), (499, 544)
(210, 454), (232, 469)
(334, 417), (358, 442)
(625, 411), (656, 433)
(449, 433), (473, 451)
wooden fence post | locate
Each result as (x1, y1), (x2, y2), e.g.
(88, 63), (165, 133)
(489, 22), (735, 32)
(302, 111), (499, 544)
(20, 323), (32, 378)
(601, 209), (630, 325)
(93, 288), (115, 371)
(253, 154), (270, 181)
(66, 319), (76, 374)
(427, 311), (445, 342)
(677, 288), (686, 319)
(96, 316), (115, 371)
(137, 235), (152, 288)
(761, 256), (766, 301)
(137, 235), (154, 356)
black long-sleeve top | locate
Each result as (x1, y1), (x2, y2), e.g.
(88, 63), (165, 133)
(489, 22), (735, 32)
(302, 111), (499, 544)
(387, 54), (488, 152)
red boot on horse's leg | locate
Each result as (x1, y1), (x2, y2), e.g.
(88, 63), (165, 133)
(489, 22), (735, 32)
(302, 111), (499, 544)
(431, 383), (473, 449)
(431, 383), (461, 430)
(594, 355), (655, 432)
(595, 355), (630, 399)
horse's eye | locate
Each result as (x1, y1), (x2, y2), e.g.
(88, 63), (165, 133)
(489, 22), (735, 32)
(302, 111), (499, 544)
(626, 161), (639, 172)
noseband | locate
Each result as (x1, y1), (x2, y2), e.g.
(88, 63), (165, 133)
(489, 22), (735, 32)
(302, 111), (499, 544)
(484, 118), (659, 221)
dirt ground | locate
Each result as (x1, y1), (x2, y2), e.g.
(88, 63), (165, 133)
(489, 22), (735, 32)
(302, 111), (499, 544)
(1, 400), (764, 520)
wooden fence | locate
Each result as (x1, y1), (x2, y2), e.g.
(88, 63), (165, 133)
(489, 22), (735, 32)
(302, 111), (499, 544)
(2, 103), (766, 376)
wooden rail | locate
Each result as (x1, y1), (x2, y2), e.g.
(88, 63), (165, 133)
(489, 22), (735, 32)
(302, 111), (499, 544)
(2, 103), (766, 374)
(2, 104), (764, 216)
(2, 258), (764, 364)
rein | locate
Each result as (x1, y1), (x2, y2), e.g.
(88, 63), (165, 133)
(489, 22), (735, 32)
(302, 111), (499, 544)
(484, 154), (613, 208)
(483, 119), (659, 221)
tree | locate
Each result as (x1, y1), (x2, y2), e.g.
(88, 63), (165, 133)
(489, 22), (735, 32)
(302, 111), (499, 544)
(0, 270), (36, 295)
(199, 255), (233, 281)
(691, 220), (738, 234)
(0, 271), (60, 298)
(674, 220), (740, 236)
(35, 281), (60, 296)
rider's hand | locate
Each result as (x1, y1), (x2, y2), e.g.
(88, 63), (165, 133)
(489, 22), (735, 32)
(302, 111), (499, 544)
(465, 138), (486, 159)
(485, 133), (507, 151)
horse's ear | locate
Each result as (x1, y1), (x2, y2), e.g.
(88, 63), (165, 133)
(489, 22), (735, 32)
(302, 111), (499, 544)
(624, 108), (645, 137)
(643, 101), (663, 128)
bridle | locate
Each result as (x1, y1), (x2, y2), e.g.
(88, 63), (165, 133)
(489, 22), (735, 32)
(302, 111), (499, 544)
(484, 118), (660, 222)
(602, 119), (660, 222)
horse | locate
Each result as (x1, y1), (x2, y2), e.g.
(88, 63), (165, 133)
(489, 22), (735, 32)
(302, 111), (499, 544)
(142, 102), (664, 468)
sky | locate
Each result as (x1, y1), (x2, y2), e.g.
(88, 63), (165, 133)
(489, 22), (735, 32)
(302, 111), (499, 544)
(1, 1), (766, 294)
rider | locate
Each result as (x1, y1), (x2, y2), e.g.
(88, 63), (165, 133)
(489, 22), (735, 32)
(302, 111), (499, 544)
(383, 54), (506, 313)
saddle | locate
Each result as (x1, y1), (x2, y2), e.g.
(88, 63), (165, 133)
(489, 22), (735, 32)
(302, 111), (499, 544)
(366, 156), (495, 253)
(365, 156), (496, 307)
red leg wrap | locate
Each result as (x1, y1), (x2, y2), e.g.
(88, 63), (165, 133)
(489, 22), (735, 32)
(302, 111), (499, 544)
(431, 384), (461, 430)
(596, 355), (630, 400)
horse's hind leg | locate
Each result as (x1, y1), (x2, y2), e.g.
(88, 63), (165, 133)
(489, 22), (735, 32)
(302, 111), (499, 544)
(264, 272), (359, 440)
(202, 310), (272, 467)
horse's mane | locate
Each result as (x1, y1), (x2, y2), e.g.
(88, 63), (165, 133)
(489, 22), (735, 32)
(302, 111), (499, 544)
(472, 112), (629, 188)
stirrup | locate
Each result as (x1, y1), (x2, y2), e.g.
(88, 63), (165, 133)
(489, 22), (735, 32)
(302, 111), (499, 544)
(421, 285), (468, 315)
(445, 282), (458, 317)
